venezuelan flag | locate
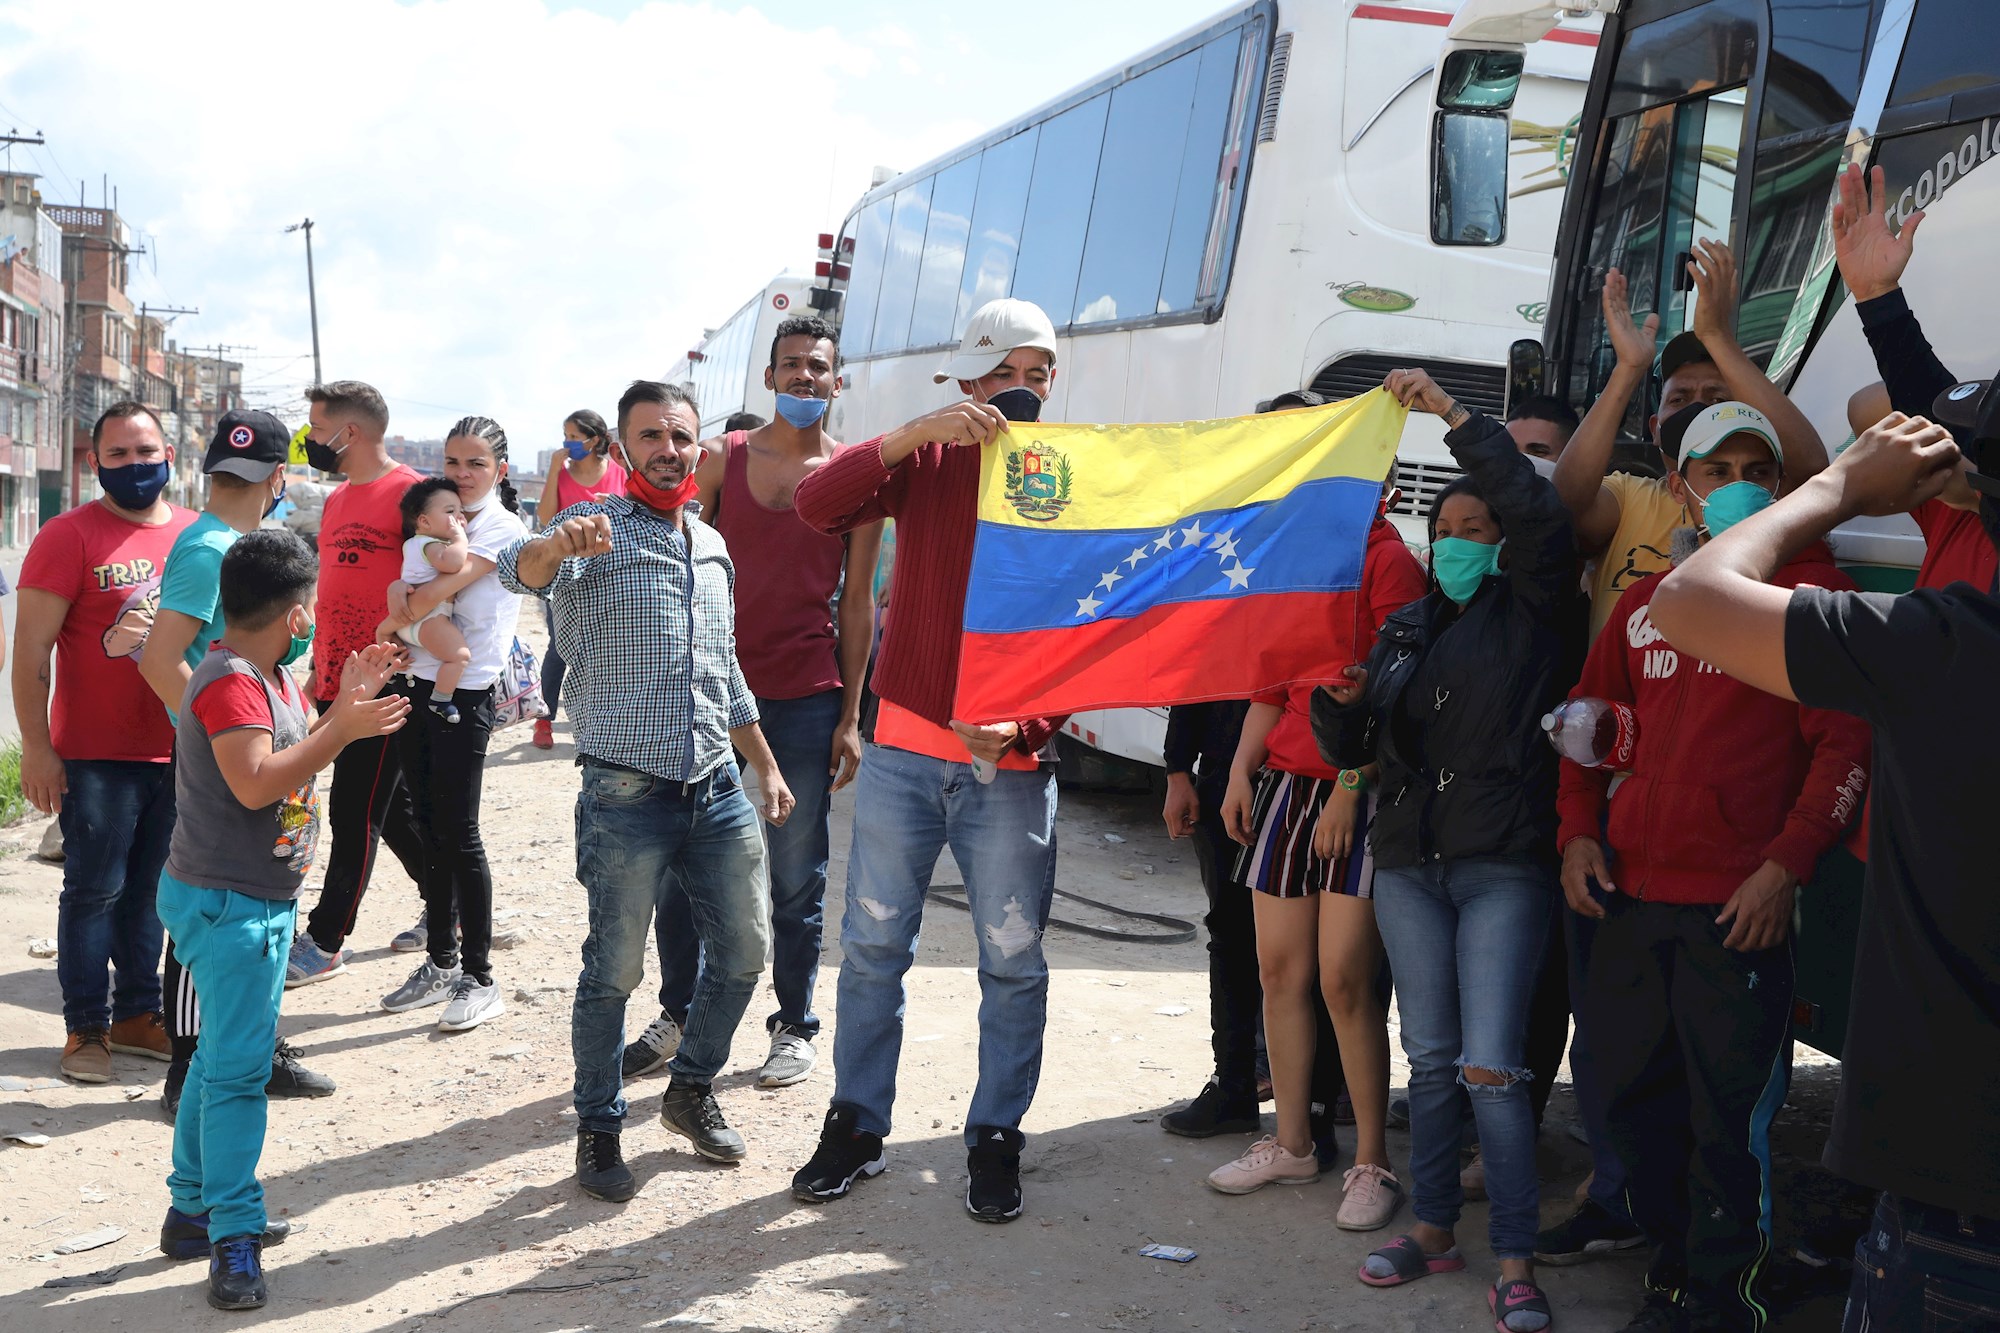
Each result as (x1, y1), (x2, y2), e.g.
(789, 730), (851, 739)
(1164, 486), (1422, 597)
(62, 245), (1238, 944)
(955, 388), (1407, 724)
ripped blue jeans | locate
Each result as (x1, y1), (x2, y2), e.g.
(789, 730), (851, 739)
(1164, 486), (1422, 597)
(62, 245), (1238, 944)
(1374, 857), (1557, 1259)
(830, 742), (1057, 1148)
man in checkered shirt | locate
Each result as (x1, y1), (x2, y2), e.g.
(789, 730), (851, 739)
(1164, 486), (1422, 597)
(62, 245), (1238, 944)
(500, 379), (795, 1204)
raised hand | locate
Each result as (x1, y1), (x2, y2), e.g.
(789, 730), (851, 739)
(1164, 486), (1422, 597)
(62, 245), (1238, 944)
(1687, 239), (1741, 348)
(549, 513), (614, 560)
(1832, 163), (1923, 303)
(1825, 411), (1962, 518)
(1602, 267), (1661, 371)
(1384, 368), (1456, 417)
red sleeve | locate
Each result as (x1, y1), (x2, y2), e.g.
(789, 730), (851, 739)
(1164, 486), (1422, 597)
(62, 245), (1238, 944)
(16, 515), (82, 602)
(1555, 582), (1645, 853)
(190, 673), (276, 737)
(794, 436), (913, 534)
(1910, 497), (1952, 547)
(1365, 535), (1429, 632)
(1016, 715), (1067, 755)
(1763, 570), (1873, 880)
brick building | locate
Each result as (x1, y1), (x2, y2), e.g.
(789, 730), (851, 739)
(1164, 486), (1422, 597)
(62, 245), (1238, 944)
(0, 171), (66, 546)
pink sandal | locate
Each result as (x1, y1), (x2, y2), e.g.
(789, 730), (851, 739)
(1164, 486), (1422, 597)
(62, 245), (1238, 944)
(1358, 1233), (1467, 1287)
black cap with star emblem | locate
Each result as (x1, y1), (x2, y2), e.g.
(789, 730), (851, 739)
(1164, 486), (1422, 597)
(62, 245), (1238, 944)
(201, 409), (291, 481)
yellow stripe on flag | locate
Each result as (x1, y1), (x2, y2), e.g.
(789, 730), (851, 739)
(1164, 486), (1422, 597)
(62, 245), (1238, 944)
(976, 388), (1407, 531)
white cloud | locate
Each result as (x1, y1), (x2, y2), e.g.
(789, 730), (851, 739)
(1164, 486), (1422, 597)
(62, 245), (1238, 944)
(0, 0), (1225, 444)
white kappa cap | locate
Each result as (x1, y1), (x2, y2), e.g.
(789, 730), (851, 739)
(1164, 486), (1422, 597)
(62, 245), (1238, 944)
(934, 298), (1059, 384)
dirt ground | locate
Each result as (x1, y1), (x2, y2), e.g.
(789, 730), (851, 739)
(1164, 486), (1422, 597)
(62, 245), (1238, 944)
(0, 619), (1866, 1332)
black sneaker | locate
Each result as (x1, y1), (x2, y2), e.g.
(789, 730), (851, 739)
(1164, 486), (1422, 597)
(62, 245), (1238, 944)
(792, 1105), (885, 1203)
(162, 1058), (188, 1123)
(207, 1234), (266, 1310)
(1161, 1079), (1260, 1138)
(160, 1207), (291, 1261)
(429, 700), (461, 725)
(267, 1040), (336, 1098)
(1388, 1095), (1411, 1130)
(1616, 1288), (1683, 1332)
(1535, 1198), (1648, 1265)
(965, 1125), (1025, 1223)
(575, 1128), (637, 1202)
(660, 1080), (745, 1162)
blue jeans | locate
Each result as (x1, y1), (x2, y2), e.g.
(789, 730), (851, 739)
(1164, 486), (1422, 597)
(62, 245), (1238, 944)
(657, 690), (840, 1038)
(1845, 1193), (2000, 1331)
(541, 596), (567, 718)
(156, 872), (291, 1241)
(831, 742), (1057, 1147)
(57, 759), (175, 1031)
(1373, 856), (1556, 1260)
(571, 760), (770, 1133)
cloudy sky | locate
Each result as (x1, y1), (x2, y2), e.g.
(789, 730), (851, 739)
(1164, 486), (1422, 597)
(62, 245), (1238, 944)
(0, 0), (1227, 444)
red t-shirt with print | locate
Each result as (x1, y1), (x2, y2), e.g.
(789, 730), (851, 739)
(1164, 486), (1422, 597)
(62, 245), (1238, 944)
(18, 499), (197, 761)
(312, 464), (422, 701)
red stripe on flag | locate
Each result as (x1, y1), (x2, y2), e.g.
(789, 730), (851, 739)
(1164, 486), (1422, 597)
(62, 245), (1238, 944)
(954, 590), (1365, 723)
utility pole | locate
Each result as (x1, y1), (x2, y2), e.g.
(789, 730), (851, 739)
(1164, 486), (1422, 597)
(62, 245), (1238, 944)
(284, 218), (320, 387)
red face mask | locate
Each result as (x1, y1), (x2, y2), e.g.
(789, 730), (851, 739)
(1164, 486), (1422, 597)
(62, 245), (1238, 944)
(625, 460), (699, 513)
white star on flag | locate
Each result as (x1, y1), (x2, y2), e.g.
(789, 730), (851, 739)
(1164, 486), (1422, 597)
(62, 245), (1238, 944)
(1075, 593), (1104, 619)
(1209, 530), (1239, 561)
(1223, 563), (1255, 590)
(1124, 546), (1150, 569)
(1096, 569), (1123, 592)
(1152, 529), (1177, 554)
(1179, 518), (1206, 547)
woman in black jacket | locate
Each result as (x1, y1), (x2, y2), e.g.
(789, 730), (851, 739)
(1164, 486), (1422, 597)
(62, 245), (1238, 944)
(1314, 369), (1576, 1333)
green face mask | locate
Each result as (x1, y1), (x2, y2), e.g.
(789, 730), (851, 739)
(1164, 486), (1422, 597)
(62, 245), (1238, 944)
(1430, 535), (1503, 605)
(281, 615), (315, 668)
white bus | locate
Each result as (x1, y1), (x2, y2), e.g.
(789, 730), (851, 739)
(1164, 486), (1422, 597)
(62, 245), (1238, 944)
(676, 2), (1602, 767)
(666, 273), (817, 434)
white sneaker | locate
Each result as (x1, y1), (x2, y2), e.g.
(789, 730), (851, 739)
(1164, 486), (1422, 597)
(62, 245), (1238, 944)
(438, 975), (505, 1031)
(1337, 1161), (1406, 1231)
(381, 959), (461, 1012)
(621, 1013), (683, 1079)
(757, 1027), (817, 1087)
(1205, 1136), (1321, 1195)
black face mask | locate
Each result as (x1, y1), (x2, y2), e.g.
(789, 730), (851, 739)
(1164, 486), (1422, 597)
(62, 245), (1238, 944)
(303, 428), (346, 475)
(988, 386), (1044, 423)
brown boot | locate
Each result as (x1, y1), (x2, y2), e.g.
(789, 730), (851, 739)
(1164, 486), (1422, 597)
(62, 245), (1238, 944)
(61, 1029), (113, 1083)
(109, 1011), (173, 1061)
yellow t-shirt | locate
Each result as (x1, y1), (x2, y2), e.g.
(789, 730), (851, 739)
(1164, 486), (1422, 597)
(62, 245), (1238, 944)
(1588, 472), (1689, 638)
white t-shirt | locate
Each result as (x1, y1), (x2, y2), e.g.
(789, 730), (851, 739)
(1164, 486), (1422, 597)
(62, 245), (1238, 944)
(401, 534), (447, 588)
(405, 500), (526, 691)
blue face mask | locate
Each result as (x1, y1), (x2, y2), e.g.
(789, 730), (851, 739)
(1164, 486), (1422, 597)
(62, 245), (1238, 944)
(1694, 479), (1775, 537)
(1430, 535), (1504, 605)
(263, 476), (288, 519)
(774, 392), (829, 429)
(564, 439), (591, 461)
(98, 459), (171, 511)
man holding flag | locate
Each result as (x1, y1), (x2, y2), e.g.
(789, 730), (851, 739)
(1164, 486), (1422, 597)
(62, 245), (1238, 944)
(789, 299), (1064, 1225)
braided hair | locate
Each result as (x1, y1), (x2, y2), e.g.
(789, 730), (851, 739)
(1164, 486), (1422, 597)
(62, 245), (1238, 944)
(445, 414), (520, 514)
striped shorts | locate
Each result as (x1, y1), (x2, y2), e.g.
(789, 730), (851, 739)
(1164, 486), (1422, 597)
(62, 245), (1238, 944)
(1232, 767), (1375, 900)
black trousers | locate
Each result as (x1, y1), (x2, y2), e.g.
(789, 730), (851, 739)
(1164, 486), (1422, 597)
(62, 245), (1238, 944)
(1191, 791), (1343, 1109)
(1580, 895), (1794, 1331)
(303, 697), (424, 953)
(393, 678), (499, 980)
(1524, 905), (1570, 1126)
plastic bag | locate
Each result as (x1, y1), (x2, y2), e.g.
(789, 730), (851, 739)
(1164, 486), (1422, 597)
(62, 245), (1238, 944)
(493, 636), (548, 729)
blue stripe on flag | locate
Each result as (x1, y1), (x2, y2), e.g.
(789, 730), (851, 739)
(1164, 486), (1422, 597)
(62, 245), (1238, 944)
(964, 474), (1379, 635)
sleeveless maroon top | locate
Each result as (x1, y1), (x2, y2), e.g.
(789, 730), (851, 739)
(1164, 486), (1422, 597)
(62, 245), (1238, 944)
(713, 431), (846, 700)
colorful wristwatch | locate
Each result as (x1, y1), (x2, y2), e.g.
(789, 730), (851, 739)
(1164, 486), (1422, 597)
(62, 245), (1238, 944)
(1337, 768), (1370, 793)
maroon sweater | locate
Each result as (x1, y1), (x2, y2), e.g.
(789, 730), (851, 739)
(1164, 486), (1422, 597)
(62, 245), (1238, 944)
(792, 435), (1060, 753)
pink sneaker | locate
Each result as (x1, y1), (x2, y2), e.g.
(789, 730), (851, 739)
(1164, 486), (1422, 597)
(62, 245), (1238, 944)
(1206, 1136), (1321, 1195)
(1337, 1161), (1406, 1230)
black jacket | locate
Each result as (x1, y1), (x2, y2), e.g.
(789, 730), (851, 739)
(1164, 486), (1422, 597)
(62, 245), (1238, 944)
(1313, 411), (1577, 869)
(1164, 701), (1251, 802)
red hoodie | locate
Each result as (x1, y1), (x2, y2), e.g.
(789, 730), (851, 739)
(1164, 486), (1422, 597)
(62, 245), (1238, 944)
(1257, 519), (1427, 777)
(1554, 542), (1870, 904)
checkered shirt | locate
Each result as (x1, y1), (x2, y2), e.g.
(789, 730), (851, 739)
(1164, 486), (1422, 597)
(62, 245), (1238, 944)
(498, 494), (757, 782)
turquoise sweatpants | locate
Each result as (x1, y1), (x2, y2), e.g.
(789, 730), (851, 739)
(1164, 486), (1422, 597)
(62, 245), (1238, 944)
(156, 872), (291, 1240)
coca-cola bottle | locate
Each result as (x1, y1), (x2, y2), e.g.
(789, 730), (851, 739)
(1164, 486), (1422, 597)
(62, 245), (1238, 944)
(1542, 697), (1638, 769)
